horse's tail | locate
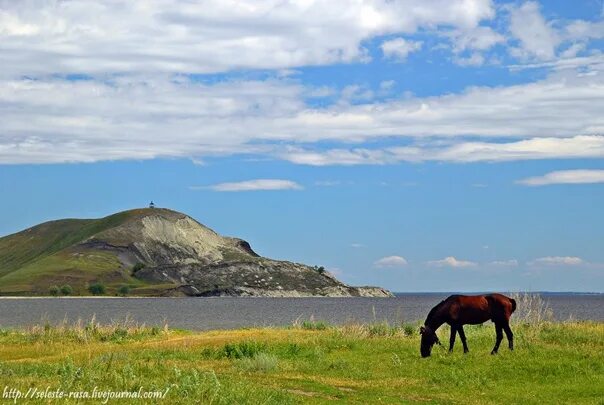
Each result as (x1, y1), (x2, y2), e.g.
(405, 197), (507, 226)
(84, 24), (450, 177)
(510, 298), (517, 313)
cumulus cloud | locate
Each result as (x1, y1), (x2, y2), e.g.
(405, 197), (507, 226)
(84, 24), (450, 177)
(0, 0), (495, 77)
(529, 256), (585, 266)
(564, 20), (604, 42)
(427, 256), (477, 268)
(374, 256), (408, 268)
(2, 2), (604, 165)
(517, 170), (604, 186)
(381, 38), (423, 61)
(199, 179), (303, 192)
(449, 26), (505, 52)
(508, 1), (560, 61)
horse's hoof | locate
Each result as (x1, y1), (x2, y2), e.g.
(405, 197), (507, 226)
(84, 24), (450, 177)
(490, 351), (497, 355)
(463, 350), (469, 354)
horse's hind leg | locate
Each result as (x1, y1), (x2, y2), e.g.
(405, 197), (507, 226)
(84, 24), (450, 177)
(449, 325), (457, 352)
(491, 323), (503, 355)
(503, 322), (514, 351)
(458, 325), (469, 353)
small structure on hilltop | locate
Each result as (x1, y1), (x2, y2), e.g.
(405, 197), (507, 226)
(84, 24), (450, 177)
(149, 201), (155, 209)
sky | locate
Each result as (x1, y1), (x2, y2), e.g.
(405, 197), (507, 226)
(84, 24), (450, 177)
(1, 0), (603, 292)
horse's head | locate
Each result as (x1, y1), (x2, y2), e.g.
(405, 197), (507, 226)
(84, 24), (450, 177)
(420, 325), (441, 357)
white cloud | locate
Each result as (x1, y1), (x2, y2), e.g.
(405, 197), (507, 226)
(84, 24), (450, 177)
(0, 0), (495, 77)
(447, 24), (504, 65)
(374, 255), (408, 268)
(351, 243), (365, 249)
(200, 179), (302, 192)
(517, 170), (604, 186)
(280, 135), (604, 165)
(381, 38), (423, 61)
(508, 1), (560, 61)
(449, 26), (505, 52)
(428, 256), (477, 268)
(530, 256), (584, 266)
(559, 43), (586, 59)
(564, 20), (604, 42)
(509, 53), (604, 73)
(282, 148), (390, 166)
(2, 67), (604, 164)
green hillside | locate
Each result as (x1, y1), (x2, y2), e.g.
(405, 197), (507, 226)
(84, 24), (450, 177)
(0, 209), (163, 296)
(0, 208), (391, 297)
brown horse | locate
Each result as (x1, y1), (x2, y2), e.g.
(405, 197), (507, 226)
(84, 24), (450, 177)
(420, 294), (516, 358)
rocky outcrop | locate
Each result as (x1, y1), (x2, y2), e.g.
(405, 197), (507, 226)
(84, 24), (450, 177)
(79, 208), (392, 297)
(135, 260), (393, 297)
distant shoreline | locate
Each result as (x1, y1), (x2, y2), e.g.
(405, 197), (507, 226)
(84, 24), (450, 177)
(0, 291), (602, 299)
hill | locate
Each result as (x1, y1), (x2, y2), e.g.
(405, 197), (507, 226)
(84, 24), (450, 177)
(0, 208), (392, 297)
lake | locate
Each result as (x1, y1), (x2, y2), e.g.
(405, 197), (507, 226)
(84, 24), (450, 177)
(0, 293), (601, 330)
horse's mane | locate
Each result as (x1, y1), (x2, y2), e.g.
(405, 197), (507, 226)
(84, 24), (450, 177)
(425, 295), (463, 325)
(425, 299), (447, 323)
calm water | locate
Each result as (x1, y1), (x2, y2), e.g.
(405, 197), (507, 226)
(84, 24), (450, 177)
(0, 293), (601, 330)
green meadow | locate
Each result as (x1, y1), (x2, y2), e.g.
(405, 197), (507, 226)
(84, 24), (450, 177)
(0, 317), (602, 404)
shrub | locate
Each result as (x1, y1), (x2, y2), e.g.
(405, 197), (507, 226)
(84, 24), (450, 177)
(313, 265), (326, 274)
(88, 283), (106, 295)
(131, 262), (145, 275)
(118, 285), (130, 296)
(60, 285), (73, 296)
(403, 323), (416, 337)
(222, 341), (267, 359)
(301, 320), (329, 330)
(49, 285), (60, 296)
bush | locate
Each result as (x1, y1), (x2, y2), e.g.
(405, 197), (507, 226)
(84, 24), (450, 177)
(49, 285), (60, 296)
(222, 341), (267, 359)
(403, 323), (416, 337)
(118, 285), (130, 296)
(301, 320), (329, 330)
(60, 285), (73, 296)
(131, 262), (145, 275)
(88, 283), (106, 295)
(313, 265), (326, 274)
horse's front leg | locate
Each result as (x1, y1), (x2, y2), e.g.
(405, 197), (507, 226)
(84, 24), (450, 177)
(491, 323), (503, 355)
(458, 325), (469, 353)
(449, 325), (457, 352)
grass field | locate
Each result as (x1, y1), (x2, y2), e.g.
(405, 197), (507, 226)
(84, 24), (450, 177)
(0, 317), (602, 404)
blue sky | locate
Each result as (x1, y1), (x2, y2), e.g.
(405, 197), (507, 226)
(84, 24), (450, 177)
(1, 0), (603, 292)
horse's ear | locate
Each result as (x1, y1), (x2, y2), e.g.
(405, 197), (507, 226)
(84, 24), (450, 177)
(420, 326), (425, 334)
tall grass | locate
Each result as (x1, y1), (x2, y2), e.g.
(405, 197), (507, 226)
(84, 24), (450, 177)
(0, 316), (601, 403)
(510, 292), (553, 326)
(509, 292), (555, 348)
(22, 315), (168, 343)
(236, 353), (279, 373)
